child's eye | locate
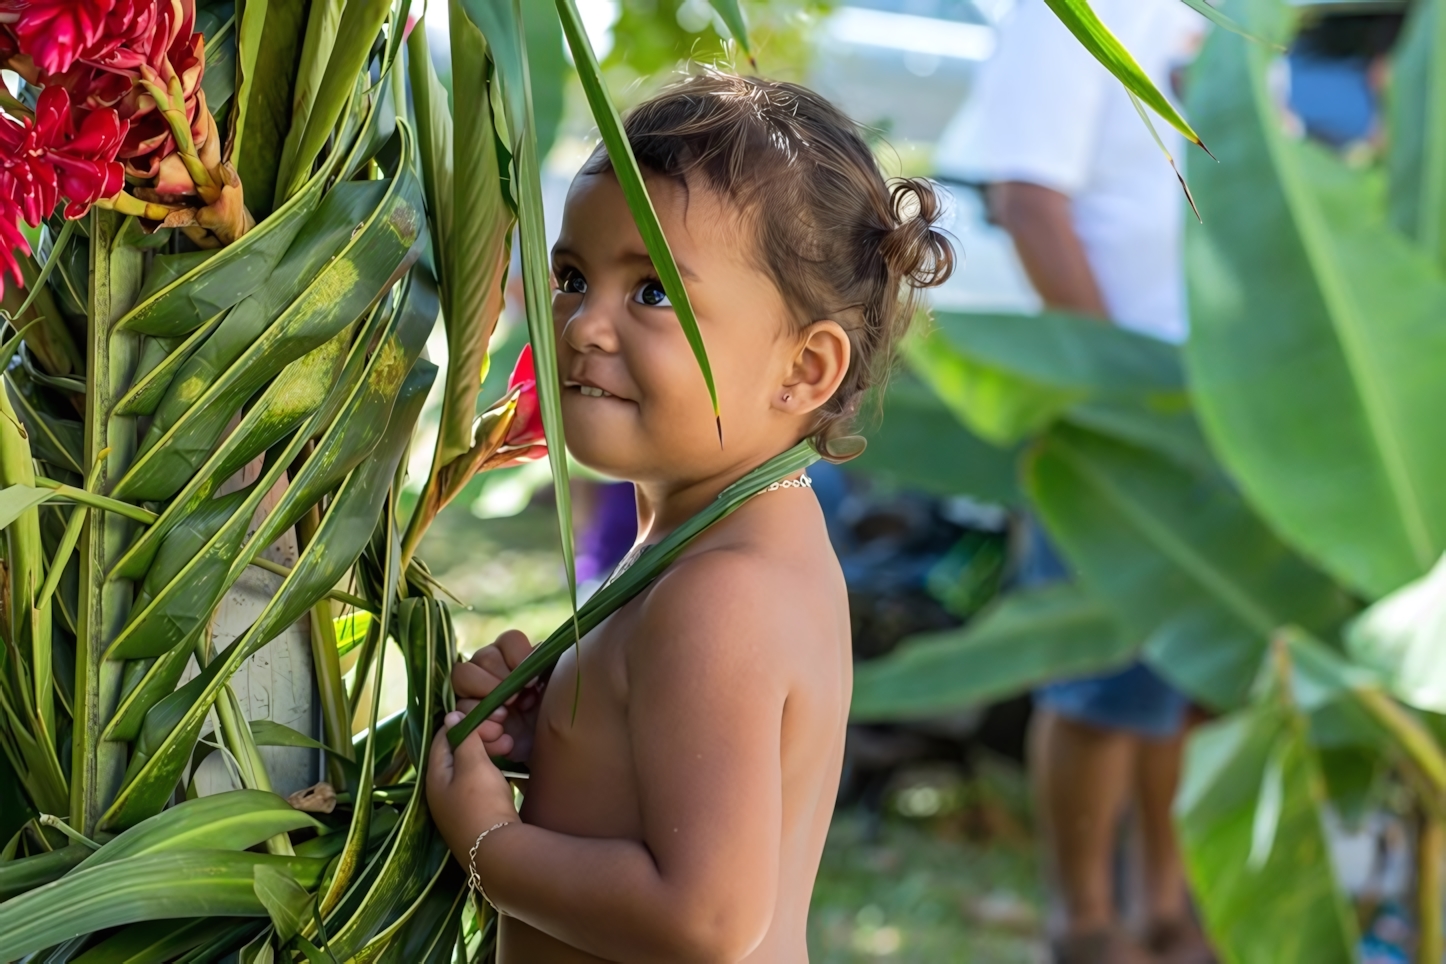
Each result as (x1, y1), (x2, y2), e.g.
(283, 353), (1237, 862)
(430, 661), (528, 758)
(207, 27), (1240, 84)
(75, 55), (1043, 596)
(634, 280), (671, 308)
(556, 268), (587, 295)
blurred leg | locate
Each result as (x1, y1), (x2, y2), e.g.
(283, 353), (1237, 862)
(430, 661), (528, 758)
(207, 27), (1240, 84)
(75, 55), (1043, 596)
(1031, 708), (1137, 935)
(1134, 731), (1188, 925)
(1136, 728), (1216, 964)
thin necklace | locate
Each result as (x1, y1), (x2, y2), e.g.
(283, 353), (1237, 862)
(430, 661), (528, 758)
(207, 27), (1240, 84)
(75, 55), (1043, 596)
(604, 471), (812, 586)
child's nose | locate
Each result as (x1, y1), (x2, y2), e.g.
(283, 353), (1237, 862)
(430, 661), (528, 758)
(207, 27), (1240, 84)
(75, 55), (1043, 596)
(561, 297), (622, 354)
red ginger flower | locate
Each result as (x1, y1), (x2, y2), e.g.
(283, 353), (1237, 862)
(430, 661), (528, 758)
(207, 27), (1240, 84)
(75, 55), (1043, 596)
(0, 0), (155, 77)
(0, 85), (126, 291)
(3, 0), (202, 182)
(505, 344), (547, 456)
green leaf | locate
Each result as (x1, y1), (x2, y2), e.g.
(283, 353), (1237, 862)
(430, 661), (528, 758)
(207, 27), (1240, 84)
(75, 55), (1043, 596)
(0, 851), (327, 961)
(115, 149), (423, 502)
(1345, 553), (1446, 714)
(1025, 425), (1352, 709)
(249, 720), (329, 751)
(1177, 701), (1358, 963)
(0, 845), (88, 902)
(103, 350), (435, 830)
(1041, 0), (1203, 148)
(232, 0), (310, 217)
(707, 0), (751, 56)
(523, 0), (569, 163)
(69, 918), (219, 964)
(553, 0), (720, 426)
(450, 440), (821, 744)
(455, 0), (580, 617)
(113, 315), (225, 417)
(275, 0), (393, 202)
(0, 483), (55, 528)
(253, 863), (312, 942)
(427, 1), (515, 469)
(904, 309), (1185, 447)
(322, 779), (443, 958)
(115, 147), (338, 338)
(846, 373), (1023, 505)
(851, 584), (1132, 721)
(1386, 0), (1446, 263)
(336, 610), (373, 659)
(1186, 2), (1446, 598)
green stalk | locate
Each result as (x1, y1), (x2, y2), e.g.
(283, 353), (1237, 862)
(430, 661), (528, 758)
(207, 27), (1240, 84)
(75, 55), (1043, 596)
(72, 209), (142, 835)
(298, 503), (354, 789)
(0, 379), (50, 743)
(213, 684), (293, 856)
(35, 452), (108, 614)
(1420, 810), (1443, 964)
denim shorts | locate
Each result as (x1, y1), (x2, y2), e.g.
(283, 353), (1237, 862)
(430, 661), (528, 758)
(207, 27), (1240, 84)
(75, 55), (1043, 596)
(1021, 517), (1188, 741)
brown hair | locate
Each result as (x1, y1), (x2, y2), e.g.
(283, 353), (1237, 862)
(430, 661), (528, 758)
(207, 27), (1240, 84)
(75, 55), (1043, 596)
(581, 70), (956, 451)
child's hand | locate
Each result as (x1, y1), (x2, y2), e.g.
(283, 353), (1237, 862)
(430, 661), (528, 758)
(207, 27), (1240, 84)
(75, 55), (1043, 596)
(427, 711), (519, 856)
(452, 629), (543, 763)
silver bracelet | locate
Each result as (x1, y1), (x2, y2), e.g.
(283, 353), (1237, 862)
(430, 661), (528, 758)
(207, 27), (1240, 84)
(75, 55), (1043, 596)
(467, 820), (513, 905)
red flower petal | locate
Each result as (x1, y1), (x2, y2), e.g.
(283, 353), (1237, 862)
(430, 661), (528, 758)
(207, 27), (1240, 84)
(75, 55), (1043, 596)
(504, 344), (547, 449)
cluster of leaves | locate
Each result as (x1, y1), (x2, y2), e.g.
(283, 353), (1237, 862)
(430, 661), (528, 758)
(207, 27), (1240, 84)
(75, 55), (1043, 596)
(854, 0), (1446, 958)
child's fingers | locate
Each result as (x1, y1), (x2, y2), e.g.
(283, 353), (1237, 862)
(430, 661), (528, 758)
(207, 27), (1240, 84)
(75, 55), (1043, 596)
(496, 629), (534, 670)
(427, 719), (458, 783)
(452, 659), (505, 700)
(451, 713), (496, 770)
(482, 732), (515, 757)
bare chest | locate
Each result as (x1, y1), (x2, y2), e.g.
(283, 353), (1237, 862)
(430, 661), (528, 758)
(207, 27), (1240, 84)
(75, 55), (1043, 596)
(517, 615), (641, 838)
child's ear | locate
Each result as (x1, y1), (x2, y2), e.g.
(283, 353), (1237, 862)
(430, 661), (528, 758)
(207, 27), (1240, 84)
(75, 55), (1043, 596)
(777, 320), (850, 415)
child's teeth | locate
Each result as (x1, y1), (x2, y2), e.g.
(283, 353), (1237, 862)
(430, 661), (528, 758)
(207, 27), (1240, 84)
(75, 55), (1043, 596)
(580, 386), (610, 398)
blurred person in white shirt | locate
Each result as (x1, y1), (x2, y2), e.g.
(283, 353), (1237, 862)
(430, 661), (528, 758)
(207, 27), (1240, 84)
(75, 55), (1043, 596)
(937, 2), (1210, 963)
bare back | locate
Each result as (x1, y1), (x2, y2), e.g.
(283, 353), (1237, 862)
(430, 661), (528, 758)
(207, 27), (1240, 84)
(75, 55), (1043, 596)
(499, 489), (851, 963)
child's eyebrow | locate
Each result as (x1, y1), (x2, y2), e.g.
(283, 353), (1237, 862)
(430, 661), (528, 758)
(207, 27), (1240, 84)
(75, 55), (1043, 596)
(619, 249), (699, 282)
(551, 244), (699, 282)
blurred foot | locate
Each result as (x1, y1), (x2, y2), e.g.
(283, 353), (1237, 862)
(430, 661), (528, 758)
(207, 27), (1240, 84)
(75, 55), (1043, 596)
(1052, 927), (1156, 964)
(1144, 918), (1217, 964)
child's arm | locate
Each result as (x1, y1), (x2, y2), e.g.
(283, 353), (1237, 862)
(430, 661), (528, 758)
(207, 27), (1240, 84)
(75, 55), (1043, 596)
(427, 551), (793, 963)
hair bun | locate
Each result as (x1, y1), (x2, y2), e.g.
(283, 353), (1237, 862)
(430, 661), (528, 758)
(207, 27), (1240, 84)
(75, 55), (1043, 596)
(879, 177), (955, 289)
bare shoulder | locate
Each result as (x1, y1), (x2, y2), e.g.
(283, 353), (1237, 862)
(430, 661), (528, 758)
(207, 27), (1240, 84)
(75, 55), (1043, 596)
(624, 501), (848, 689)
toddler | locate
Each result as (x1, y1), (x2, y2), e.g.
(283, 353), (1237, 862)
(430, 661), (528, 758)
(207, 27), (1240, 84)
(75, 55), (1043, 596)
(427, 71), (953, 963)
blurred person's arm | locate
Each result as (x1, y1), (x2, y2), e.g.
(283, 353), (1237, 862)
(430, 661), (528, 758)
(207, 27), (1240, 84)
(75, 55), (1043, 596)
(988, 180), (1109, 320)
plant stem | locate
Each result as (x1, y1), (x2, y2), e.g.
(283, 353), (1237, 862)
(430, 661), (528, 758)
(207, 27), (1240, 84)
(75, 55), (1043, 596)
(1421, 810), (1443, 964)
(72, 208), (142, 835)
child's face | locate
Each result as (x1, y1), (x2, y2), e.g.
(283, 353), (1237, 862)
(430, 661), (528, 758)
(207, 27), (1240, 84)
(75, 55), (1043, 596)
(551, 171), (843, 486)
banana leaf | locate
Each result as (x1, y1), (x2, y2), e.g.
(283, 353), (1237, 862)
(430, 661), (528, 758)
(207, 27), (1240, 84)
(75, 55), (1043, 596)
(851, 584), (1132, 720)
(1026, 425), (1353, 709)
(1186, 0), (1446, 599)
(847, 373), (1023, 505)
(904, 309), (1188, 447)
(1177, 676), (1358, 963)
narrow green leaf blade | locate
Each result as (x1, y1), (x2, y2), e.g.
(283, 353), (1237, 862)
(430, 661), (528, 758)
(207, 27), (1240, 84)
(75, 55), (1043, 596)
(0, 851), (327, 961)
(1042, 0), (1204, 148)
(232, 0), (310, 217)
(554, 0), (721, 424)
(707, 0), (752, 55)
